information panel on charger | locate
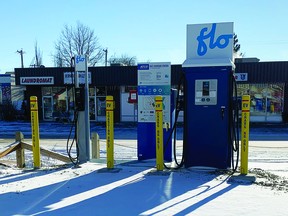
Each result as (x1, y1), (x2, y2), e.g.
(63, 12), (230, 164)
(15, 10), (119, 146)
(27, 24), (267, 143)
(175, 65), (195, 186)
(137, 62), (171, 123)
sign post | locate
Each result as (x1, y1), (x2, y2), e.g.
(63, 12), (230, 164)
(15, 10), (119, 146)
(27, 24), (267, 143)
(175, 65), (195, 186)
(30, 96), (41, 168)
(155, 96), (164, 171)
(106, 95), (114, 169)
(241, 95), (251, 175)
(74, 55), (91, 163)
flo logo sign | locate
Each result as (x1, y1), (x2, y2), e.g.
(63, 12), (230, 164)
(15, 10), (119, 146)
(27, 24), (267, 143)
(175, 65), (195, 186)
(197, 23), (233, 56)
(76, 55), (85, 64)
(75, 55), (87, 71)
(186, 22), (234, 61)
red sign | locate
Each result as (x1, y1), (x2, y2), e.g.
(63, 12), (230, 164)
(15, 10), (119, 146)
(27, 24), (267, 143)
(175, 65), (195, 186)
(128, 90), (137, 103)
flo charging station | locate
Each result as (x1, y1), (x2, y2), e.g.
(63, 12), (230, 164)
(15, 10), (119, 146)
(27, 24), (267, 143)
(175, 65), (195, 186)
(72, 55), (91, 164)
(182, 22), (238, 169)
(137, 62), (173, 161)
(68, 23), (239, 170)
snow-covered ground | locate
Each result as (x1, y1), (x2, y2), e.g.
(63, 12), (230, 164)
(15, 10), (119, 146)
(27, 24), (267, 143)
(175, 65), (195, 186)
(1, 121), (288, 215)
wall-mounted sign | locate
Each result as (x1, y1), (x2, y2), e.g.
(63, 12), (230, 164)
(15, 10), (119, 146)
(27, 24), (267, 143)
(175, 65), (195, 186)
(234, 73), (248, 81)
(184, 22), (234, 67)
(128, 90), (137, 103)
(0, 74), (11, 84)
(64, 72), (91, 84)
(137, 62), (171, 123)
(20, 77), (54, 85)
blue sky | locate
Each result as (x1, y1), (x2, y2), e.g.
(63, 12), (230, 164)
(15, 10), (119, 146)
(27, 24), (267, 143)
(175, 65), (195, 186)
(1, 0), (288, 73)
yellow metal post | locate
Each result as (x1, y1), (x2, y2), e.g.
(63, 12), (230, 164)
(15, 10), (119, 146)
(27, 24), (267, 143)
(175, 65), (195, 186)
(241, 95), (251, 175)
(106, 96), (114, 169)
(30, 96), (41, 168)
(155, 96), (164, 171)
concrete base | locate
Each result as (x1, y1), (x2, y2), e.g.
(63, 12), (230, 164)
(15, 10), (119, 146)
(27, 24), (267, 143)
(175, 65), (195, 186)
(229, 173), (256, 184)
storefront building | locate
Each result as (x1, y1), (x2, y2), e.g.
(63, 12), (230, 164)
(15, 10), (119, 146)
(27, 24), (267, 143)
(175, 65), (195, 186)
(0, 74), (11, 104)
(235, 61), (288, 123)
(14, 61), (288, 123)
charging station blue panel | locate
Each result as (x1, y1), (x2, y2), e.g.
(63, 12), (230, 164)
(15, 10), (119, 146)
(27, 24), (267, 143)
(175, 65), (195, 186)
(137, 90), (176, 162)
(137, 123), (172, 161)
(183, 66), (232, 169)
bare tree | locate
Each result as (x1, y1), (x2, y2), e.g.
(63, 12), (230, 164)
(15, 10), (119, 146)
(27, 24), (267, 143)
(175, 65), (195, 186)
(54, 22), (104, 67)
(54, 50), (64, 67)
(233, 33), (243, 57)
(109, 54), (137, 66)
(33, 41), (43, 67)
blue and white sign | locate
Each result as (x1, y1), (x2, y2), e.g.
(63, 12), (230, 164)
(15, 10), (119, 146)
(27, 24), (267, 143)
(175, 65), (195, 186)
(64, 72), (92, 84)
(234, 73), (248, 81)
(75, 55), (87, 71)
(137, 62), (171, 123)
(184, 22), (234, 67)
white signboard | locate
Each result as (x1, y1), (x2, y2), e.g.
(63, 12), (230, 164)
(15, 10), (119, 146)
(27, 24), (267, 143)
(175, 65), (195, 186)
(137, 62), (171, 123)
(64, 72), (91, 84)
(20, 77), (54, 85)
(75, 55), (87, 71)
(184, 22), (234, 67)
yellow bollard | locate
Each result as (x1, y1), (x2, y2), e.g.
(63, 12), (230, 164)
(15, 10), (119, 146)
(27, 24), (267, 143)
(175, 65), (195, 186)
(155, 96), (164, 171)
(30, 96), (41, 168)
(106, 96), (114, 169)
(241, 95), (251, 175)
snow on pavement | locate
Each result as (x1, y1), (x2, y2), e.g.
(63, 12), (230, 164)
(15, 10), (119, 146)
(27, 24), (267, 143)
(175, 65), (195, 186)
(1, 122), (288, 215)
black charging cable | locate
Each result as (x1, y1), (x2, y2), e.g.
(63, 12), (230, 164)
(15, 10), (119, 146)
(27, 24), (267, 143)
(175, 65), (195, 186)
(229, 74), (240, 173)
(66, 57), (80, 166)
(163, 74), (185, 170)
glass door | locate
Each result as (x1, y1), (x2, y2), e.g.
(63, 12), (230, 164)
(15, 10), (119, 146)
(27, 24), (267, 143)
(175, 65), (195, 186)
(42, 96), (53, 120)
(89, 96), (96, 121)
(96, 96), (106, 121)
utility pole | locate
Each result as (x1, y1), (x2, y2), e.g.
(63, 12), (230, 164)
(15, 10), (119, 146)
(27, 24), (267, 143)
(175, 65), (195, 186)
(103, 48), (108, 66)
(17, 49), (25, 68)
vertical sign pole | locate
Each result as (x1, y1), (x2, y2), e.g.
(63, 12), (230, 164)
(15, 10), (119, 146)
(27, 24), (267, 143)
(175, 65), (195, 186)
(241, 95), (251, 175)
(155, 96), (164, 171)
(30, 96), (41, 169)
(84, 55), (91, 161)
(106, 96), (114, 169)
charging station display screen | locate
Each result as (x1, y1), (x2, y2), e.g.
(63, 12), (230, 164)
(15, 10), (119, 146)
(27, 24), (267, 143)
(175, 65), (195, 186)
(202, 81), (210, 96)
(195, 79), (217, 105)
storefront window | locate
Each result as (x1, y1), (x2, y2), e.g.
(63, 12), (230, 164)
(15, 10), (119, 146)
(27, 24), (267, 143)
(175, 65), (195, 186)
(96, 87), (107, 118)
(42, 87), (69, 121)
(237, 83), (284, 122)
(52, 87), (67, 112)
(41, 86), (108, 122)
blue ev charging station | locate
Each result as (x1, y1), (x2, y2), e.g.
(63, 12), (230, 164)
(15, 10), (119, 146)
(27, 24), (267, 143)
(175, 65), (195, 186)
(182, 22), (238, 169)
(137, 62), (173, 162)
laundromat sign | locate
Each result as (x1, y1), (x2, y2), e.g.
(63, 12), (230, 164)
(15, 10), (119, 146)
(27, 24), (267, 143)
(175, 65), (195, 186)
(20, 77), (54, 85)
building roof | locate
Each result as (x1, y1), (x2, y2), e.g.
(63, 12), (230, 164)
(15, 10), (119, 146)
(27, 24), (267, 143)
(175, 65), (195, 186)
(14, 61), (288, 86)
